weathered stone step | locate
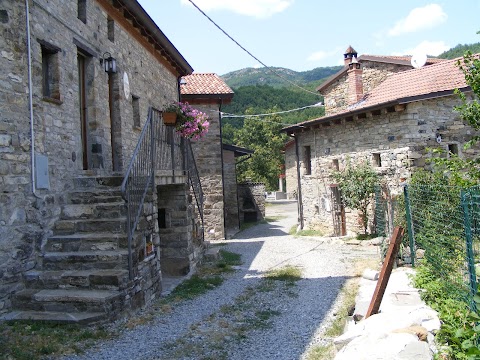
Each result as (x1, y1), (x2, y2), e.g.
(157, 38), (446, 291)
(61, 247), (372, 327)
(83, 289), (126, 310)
(25, 269), (129, 291)
(0, 310), (106, 324)
(68, 190), (124, 205)
(61, 202), (126, 220)
(45, 233), (127, 252)
(12, 289), (121, 314)
(42, 250), (128, 270)
(74, 176), (124, 189)
(54, 218), (127, 235)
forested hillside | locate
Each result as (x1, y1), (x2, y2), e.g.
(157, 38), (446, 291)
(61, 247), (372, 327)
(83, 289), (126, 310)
(221, 66), (342, 88)
(438, 42), (480, 59)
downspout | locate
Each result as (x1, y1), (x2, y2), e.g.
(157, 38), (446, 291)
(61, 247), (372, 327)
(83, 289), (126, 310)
(218, 99), (228, 239)
(25, 0), (40, 198)
(291, 133), (304, 229)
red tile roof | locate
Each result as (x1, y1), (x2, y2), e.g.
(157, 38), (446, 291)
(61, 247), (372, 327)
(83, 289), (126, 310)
(285, 56), (470, 132)
(180, 73), (234, 96)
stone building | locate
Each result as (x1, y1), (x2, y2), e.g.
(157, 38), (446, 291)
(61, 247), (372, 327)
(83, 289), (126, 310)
(0, 0), (210, 323)
(179, 73), (234, 241)
(282, 47), (478, 236)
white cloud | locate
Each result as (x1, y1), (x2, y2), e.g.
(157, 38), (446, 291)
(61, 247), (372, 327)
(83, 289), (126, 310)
(388, 4), (447, 36)
(306, 47), (343, 63)
(180, 0), (294, 18)
(392, 40), (450, 57)
(252, 63), (262, 68)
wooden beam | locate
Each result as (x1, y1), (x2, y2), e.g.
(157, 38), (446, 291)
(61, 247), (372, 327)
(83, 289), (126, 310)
(365, 226), (405, 318)
(395, 104), (406, 112)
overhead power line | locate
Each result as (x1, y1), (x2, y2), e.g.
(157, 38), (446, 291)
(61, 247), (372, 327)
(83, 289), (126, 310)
(221, 102), (324, 119)
(187, 0), (321, 96)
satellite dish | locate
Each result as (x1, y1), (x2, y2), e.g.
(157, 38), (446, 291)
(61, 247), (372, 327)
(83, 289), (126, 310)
(411, 52), (427, 68)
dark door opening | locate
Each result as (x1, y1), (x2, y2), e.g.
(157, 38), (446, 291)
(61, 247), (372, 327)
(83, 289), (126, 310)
(330, 185), (346, 236)
(77, 53), (88, 170)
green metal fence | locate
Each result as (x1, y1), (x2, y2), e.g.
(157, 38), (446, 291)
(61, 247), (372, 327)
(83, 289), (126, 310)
(397, 184), (479, 311)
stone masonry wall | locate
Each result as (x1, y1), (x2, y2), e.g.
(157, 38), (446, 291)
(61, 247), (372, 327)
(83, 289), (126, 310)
(0, 0), (179, 312)
(238, 182), (265, 225)
(222, 149), (240, 237)
(190, 103), (225, 240)
(322, 62), (412, 113)
(284, 142), (297, 199)
(297, 96), (480, 235)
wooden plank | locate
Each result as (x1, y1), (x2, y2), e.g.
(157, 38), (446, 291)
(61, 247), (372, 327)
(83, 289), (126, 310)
(365, 226), (405, 318)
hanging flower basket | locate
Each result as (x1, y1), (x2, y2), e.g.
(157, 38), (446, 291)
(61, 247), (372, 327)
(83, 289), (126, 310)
(163, 101), (210, 140)
(162, 112), (177, 126)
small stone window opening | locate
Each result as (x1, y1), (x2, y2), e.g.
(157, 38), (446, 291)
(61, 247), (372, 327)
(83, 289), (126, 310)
(107, 16), (115, 42)
(132, 95), (140, 128)
(41, 43), (61, 101)
(448, 143), (459, 157)
(332, 159), (339, 171)
(304, 146), (312, 175)
(372, 153), (382, 167)
(78, 0), (87, 23)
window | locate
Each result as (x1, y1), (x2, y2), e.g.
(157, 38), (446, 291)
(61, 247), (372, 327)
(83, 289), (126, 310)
(304, 146), (311, 175)
(332, 159), (339, 171)
(78, 0), (87, 23)
(40, 41), (61, 102)
(132, 95), (140, 128)
(448, 144), (459, 157)
(107, 16), (114, 42)
(372, 153), (382, 167)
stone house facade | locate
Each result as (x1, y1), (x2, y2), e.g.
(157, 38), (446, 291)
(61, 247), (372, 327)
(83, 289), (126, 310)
(0, 0), (207, 322)
(282, 47), (478, 236)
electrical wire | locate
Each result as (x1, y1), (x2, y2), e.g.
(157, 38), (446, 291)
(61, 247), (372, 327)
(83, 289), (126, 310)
(186, 0), (321, 97)
(220, 102), (324, 119)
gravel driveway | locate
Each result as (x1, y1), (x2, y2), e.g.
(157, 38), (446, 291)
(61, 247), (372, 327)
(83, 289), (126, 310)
(66, 201), (378, 360)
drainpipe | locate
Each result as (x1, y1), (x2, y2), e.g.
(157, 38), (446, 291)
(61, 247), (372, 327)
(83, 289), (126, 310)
(25, 0), (40, 198)
(218, 100), (229, 239)
(290, 133), (304, 229)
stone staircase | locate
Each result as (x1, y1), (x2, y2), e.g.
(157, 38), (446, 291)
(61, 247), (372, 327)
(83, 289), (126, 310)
(3, 176), (131, 324)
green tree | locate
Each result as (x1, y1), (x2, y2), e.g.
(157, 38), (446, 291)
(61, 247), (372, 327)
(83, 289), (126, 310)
(428, 49), (480, 186)
(234, 110), (288, 191)
(331, 161), (379, 234)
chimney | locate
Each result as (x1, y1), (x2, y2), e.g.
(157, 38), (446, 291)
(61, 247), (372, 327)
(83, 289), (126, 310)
(344, 45), (357, 66)
(346, 49), (363, 103)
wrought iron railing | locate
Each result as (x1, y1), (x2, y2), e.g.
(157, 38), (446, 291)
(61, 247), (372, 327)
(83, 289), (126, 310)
(121, 107), (204, 279)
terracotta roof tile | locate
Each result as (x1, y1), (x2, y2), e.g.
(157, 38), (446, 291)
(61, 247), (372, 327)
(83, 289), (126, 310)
(180, 73), (234, 95)
(289, 56), (470, 130)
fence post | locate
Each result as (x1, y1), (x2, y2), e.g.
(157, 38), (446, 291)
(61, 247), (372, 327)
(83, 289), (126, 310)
(461, 189), (478, 312)
(403, 185), (416, 267)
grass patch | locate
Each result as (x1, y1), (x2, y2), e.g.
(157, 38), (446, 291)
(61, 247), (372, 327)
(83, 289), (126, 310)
(266, 265), (302, 283)
(306, 343), (337, 360)
(264, 215), (287, 222)
(0, 320), (111, 359)
(356, 233), (378, 240)
(289, 226), (324, 237)
(324, 279), (358, 337)
(168, 275), (223, 301)
(219, 250), (242, 266)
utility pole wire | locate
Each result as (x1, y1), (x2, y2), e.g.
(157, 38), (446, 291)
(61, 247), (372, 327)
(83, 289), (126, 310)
(187, 0), (321, 96)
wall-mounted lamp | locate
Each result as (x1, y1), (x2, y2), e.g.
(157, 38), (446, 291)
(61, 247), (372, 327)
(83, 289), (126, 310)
(101, 52), (117, 74)
(436, 133), (442, 143)
(179, 78), (187, 85)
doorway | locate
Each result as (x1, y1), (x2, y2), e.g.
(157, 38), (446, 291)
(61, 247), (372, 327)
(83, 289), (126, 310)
(77, 52), (88, 170)
(330, 184), (346, 236)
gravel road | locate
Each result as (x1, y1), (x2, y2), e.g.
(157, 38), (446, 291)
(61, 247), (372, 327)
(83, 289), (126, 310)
(65, 201), (378, 360)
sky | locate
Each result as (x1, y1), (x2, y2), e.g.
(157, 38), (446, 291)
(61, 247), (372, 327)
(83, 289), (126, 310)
(137, 0), (480, 76)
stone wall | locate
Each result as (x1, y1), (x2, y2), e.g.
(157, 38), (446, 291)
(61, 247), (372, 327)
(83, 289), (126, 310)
(297, 96), (480, 235)
(284, 141), (297, 199)
(322, 62), (412, 113)
(238, 182), (265, 225)
(0, 0), (179, 312)
(157, 183), (203, 276)
(189, 104), (225, 240)
(222, 149), (240, 237)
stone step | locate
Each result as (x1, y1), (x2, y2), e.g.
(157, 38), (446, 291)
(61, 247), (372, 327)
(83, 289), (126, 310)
(61, 202), (126, 220)
(24, 269), (129, 291)
(45, 233), (128, 252)
(0, 310), (106, 324)
(73, 176), (124, 189)
(54, 218), (127, 235)
(68, 190), (124, 205)
(12, 288), (121, 314)
(42, 250), (128, 270)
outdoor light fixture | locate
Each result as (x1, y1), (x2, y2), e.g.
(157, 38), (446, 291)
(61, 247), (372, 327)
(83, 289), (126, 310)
(102, 52), (117, 74)
(179, 78), (187, 85)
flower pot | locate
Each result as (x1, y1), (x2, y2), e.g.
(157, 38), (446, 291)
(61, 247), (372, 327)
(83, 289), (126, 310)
(162, 112), (177, 126)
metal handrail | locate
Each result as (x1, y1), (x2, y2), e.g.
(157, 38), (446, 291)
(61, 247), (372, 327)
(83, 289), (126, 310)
(121, 107), (205, 279)
(121, 107), (158, 279)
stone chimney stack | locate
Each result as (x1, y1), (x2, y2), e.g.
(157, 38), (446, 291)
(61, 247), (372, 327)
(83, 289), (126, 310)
(344, 46), (363, 104)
